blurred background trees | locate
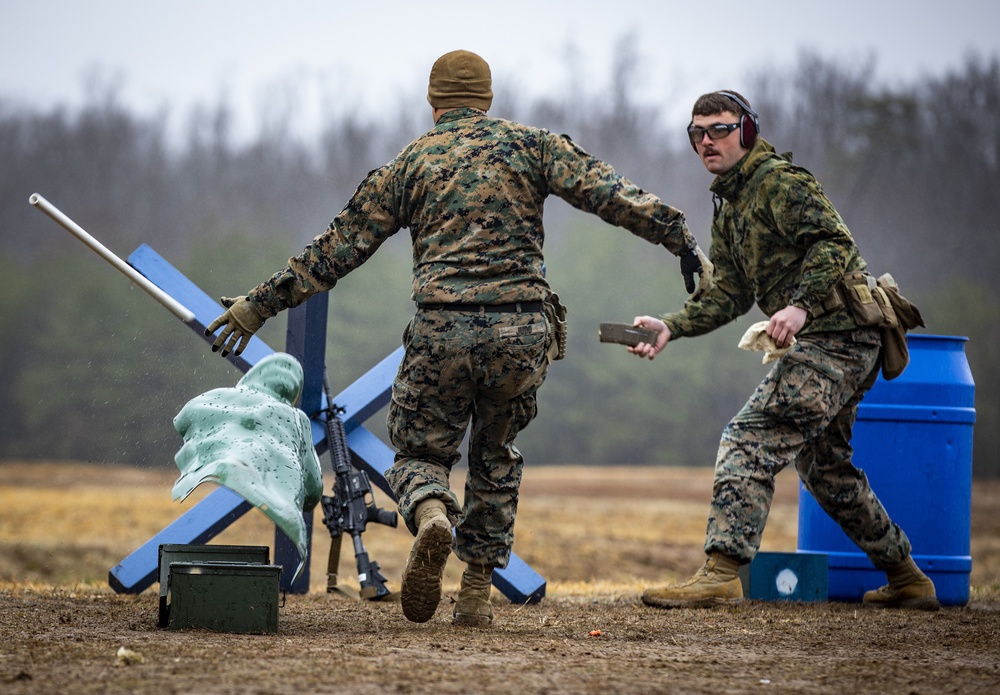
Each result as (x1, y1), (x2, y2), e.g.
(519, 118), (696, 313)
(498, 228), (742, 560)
(1, 51), (996, 476)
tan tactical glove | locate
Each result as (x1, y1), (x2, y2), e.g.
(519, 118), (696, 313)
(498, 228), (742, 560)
(205, 296), (265, 357)
(679, 245), (714, 300)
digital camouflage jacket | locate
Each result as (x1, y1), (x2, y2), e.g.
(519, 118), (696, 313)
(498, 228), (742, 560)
(249, 108), (695, 317)
(662, 138), (866, 339)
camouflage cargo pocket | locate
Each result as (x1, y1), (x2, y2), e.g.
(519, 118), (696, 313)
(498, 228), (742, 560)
(390, 376), (420, 413)
(760, 352), (841, 431)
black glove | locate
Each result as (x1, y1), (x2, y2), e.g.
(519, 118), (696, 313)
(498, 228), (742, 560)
(679, 249), (701, 293)
(678, 246), (714, 300)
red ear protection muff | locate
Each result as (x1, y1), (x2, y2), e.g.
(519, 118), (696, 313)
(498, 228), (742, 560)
(689, 91), (761, 152)
(716, 91), (760, 149)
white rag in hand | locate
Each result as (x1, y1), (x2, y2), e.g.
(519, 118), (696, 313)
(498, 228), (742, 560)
(738, 321), (795, 364)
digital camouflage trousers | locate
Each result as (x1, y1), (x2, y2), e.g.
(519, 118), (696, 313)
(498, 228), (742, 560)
(706, 327), (912, 570)
(384, 307), (550, 569)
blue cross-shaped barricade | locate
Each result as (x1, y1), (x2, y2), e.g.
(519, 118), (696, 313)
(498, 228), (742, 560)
(107, 243), (545, 604)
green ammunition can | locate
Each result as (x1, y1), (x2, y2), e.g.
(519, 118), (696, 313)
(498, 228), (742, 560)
(158, 544), (270, 627)
(166, 560), (281, 634)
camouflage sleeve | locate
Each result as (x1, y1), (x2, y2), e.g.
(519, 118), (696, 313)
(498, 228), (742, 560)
(660, 219), (755, 338)
(541, 133), (696, 255)
(248, 165), (402, 318)
(766, 167), (856, 316)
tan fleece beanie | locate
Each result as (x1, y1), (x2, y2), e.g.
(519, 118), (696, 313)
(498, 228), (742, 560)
(427, 49), (493, 112)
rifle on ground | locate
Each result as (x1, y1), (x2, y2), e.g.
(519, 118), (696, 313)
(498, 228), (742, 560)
(319, 375), (397, 600)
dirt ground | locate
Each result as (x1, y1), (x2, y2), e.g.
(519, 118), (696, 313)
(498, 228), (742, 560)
(2, 461), (999, 694)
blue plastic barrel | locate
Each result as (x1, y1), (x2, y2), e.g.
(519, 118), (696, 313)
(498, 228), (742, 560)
(797, 334), (976, 606)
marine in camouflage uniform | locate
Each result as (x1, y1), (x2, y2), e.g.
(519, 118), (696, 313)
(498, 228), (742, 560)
(631, 91), (939, 610)
(206, 50), (707, 625)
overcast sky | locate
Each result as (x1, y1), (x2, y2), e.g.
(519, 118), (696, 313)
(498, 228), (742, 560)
(2, 0), (998, 142)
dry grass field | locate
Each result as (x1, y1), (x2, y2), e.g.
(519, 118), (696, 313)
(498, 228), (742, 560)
(2, 460), (999, 694)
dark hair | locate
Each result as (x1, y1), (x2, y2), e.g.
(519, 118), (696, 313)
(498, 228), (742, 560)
(692, 91), (752, 118)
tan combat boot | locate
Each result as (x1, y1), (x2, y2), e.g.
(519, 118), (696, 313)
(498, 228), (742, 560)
(400, 499), (452, 623)
(863, 556), (940, 611)
(453, 563), (494, 627)
(641, 552), (743, 609)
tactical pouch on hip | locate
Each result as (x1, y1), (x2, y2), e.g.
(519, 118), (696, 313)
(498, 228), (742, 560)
(875, 273), (925, 380)
(841, 271), (895, 327)
(812, 271), (924, 380)
(542, 292), (568, 362)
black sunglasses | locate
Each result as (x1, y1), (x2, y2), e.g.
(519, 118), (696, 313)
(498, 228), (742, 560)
(687, 122), (741, 145)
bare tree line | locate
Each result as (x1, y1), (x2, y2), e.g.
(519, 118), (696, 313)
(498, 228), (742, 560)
(1, 50), (997, 476)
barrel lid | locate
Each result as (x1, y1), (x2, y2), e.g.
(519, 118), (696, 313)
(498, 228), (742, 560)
(864, 334), (975, 407)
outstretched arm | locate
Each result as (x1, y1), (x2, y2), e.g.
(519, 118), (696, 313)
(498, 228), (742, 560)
(541, 132), (708, 295)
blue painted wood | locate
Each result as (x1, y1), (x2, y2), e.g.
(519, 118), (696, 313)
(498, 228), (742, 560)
(275, 295), (330, 593)
(330, 348), (401, 439)
(286, 296), (329, 420)
(126, 243), (274, 371)
(108, 487), (253, 593)
(345, 424), (396, 497)
(113, 245), (546, 603)
(493, 555), (546, 605)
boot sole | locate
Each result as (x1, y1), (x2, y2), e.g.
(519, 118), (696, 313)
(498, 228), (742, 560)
(900, 596), (942, 611)
(864, 595), (942, 611)
(401, 520), (452, 623)
(453, 612), (493, 628)
(641, 595), (743, 610)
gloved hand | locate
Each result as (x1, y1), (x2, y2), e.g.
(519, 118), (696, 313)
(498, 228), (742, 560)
(679, 245), (714, 300)
(205, 296), (266, 357)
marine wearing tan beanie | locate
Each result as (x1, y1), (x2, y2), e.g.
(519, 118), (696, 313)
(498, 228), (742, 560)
(427, 49), (493, 112)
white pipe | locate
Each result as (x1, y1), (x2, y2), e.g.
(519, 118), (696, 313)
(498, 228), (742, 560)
(29, 193), (196, 323)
